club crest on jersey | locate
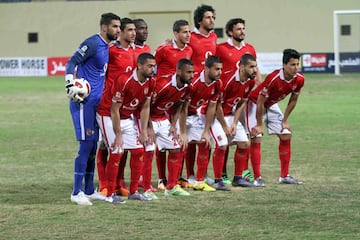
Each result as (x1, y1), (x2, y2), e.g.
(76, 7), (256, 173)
(86, 129), (95, 136)
(292, 85), (297, 91)
(217, 135), (222, 141)
(144, 87), (149, 95)
(245, 86), (250, 93)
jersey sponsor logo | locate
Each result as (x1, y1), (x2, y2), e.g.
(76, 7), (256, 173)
(157, 102), (174, 111)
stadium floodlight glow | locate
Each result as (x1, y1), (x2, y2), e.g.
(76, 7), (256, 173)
(333, 10), (360, 75)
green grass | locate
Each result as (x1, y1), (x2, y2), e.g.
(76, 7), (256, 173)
(0, 74), (359, 240)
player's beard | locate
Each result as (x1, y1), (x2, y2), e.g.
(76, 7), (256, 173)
(233, 36), (244, 43)
(180, 76), (192, 85)
(248, 72), (256, 80)
(107, 32), (118, 41)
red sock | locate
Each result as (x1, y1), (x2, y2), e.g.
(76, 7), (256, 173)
(213, 148), (226, 179)
(105, 152), (122, 196)
(234, 147), (249, 176)
(142, 151), (154, 191)
(116, 151), (128, 189)
(96, 146), (108, 191)
(156, 148), (167, 180)
(185, 143), (196, 178)
(279, 139), (291, 177)
(196, 142), (210, 181)
(250, 142), (262, 179)
(222, 146), (229, 175)
(167, 151), (181, 189)
(129, 148), (144, 194)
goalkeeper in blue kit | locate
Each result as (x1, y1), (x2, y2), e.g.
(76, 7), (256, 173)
(65, 13), (121, 205)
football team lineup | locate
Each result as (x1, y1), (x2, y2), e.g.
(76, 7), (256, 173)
(66, 7), (304, 206)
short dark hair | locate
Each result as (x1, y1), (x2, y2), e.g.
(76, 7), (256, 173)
(240, 54), (256, 65)
(120, 17), (134, 31)
(193, 4), (215, 29)
(283, 49), (300, 64)
(177, 58), (193, 70)
(133, 18), (146, 27)
(173, 20), (189, 32)
(205, 55), (222, 68)
(137, 52), (155, 65)
(225, 18), (245, 37)
(100, 13), (121, 26)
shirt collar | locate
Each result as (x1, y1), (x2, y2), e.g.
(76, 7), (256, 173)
(192, 27), (214, 37)
(227, 38), (246, 50)
(172, 39), (188, 50)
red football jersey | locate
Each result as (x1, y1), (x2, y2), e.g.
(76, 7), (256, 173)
(216, 39), (257, 76)
(134, 44), (151, 62)
(97, 69), (154, 119)
(150, 74), (189, 121)
(221, 70), (255, 116)
(248, 68), (305, 107)
(189, 28), (217, 75)
(186, 71), (222, 116)
(106, 42), (136, 87)
(154, 40), (193, 78)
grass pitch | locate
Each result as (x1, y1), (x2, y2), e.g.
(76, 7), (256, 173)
(0, 74), (359, 240)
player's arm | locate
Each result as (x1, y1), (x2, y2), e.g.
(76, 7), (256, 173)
(281, 93), (299, 131)
(65, 38), (97, 100)
(169, 100), (183, 138)
(202, 100), (217, 148)
(139, 97), (151, 145)
(110, 101), (124, 152)
(215, 101), (231, 137)
(179, 100), (190, 151)
(231, 99), (246, 135)
(251, 94), (266, 137)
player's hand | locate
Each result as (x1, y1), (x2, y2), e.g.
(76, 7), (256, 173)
(223, 125), (232, 138)
(200, 131), (212, 149)
(111, 135), (123, 154)
(250, 125), (263, 138)
(281, 121), (291, 133)
(179, 133), (188, 151)
(147, 128), (155, 145)
(69, 93), (84, 103)
(139, 131), (148, 145)
(230, 124), (237, 136)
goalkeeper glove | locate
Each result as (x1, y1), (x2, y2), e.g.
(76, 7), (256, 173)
(65, 74), (78, 99)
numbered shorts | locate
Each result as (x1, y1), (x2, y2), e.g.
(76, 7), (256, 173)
(96, 113), (143, 152)
(145, 118), (180, 152)
(211, 115), (249, 147)
(186, 114), (228, 147)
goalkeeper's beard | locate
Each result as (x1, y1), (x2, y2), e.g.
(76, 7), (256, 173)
(107, 33), (118, 41)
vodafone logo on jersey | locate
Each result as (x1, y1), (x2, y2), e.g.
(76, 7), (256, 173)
(47, 57), (70, 76)
(302, 54), (327, 67)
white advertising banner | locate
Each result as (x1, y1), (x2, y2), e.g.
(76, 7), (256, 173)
(0, 57), (47, 76)
(257, 53), (283, 74)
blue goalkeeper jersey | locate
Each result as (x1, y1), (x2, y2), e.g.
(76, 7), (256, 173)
(66, 33), (109, 103)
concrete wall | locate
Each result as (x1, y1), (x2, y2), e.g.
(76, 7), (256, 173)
(0, 0), (359, 57)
